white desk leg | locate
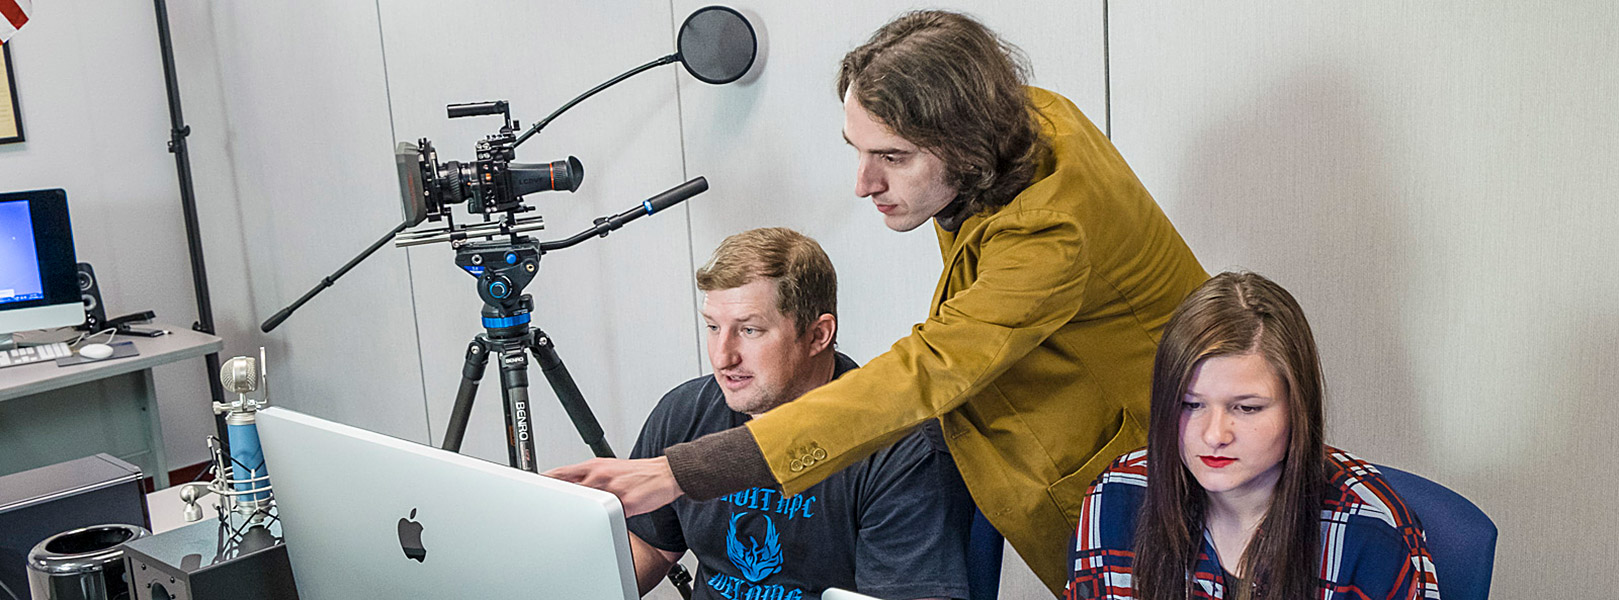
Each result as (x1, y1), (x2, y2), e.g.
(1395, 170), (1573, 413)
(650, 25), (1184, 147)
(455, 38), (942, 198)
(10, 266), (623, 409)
(134, 368), (171, 489)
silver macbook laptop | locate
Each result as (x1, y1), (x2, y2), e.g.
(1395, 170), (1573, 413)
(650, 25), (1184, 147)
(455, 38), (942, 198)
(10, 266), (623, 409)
(823, 588), (887, 600)
(256, 407), (636, 600)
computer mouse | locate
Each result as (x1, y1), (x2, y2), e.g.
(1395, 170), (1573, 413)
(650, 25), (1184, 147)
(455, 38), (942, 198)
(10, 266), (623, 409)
(79, 343), (115, 360)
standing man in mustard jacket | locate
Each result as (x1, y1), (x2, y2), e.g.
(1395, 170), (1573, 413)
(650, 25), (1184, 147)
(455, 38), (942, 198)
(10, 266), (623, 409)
(550, 10), (1207, 595)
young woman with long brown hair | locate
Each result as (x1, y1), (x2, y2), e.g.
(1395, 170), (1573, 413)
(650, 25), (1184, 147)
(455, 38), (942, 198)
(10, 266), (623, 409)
(1064, 272), (1441, 599)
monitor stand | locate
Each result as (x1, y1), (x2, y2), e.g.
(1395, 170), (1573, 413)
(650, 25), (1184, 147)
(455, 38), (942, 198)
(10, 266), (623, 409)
(0, 333), (14, 351)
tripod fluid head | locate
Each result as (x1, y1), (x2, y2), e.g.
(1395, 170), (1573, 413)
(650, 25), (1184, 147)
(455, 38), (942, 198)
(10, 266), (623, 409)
(455, 239), (540, 327)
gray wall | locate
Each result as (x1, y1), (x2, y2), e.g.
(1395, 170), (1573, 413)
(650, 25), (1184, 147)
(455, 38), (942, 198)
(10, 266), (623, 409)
(3, 1), (1614, 597)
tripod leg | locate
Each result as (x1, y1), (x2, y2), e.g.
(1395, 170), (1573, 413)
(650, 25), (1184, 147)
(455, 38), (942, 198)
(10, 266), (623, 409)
(442, 337), (492, 452)
(526, 330), (693, 599)
(527, 329), (616, 458)
(497, 343), (541, 471)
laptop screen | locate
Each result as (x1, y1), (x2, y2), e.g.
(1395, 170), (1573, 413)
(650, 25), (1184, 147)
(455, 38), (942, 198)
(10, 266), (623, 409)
(256, 407), (637, 599)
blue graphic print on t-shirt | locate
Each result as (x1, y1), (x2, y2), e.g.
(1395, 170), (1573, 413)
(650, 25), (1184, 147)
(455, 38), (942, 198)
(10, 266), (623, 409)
(718, 486), (817, 519)
(708, 487), (818, 599)
(727, 512), (783, 582)
(705, 572), (803, 600)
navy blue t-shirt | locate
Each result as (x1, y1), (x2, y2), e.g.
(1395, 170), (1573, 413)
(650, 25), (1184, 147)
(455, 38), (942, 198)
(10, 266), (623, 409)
(628, 353), (973, 600)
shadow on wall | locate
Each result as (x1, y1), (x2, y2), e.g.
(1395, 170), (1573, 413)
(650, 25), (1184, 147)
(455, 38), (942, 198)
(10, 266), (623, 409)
(1493, 306), (1619, 591)
(1169, 68), (1426, 469)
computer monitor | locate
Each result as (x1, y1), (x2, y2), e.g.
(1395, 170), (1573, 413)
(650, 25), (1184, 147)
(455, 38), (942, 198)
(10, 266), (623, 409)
(0, 188), (83, 349)
(255, 407), (638, 599)
(823, 589), (888, 600)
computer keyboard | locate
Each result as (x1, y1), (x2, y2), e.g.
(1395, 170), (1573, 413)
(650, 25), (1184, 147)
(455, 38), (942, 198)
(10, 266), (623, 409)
(0, 342), (72, 369)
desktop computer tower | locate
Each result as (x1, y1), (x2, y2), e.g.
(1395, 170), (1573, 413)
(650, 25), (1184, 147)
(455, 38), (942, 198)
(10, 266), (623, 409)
(0, 453), (150, 596)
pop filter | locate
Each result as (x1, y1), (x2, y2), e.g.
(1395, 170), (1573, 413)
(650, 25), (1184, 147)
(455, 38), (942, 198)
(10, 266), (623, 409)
(676, 6), (758, 84)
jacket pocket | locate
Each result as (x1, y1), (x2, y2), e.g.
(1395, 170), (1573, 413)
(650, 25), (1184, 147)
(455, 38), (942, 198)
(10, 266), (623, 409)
(1045, 408), (1146, 523)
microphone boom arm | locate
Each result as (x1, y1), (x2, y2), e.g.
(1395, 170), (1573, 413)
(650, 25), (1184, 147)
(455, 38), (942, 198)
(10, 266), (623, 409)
(261, 219), (415, 333)
(513, 54), (679, 149)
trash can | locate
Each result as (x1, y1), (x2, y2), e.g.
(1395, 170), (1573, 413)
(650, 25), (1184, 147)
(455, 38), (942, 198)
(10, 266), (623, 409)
(25, 524), (149, 600)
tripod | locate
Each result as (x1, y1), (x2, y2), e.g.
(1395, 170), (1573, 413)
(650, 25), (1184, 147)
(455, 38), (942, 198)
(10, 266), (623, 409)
(437, 238), (611, 468)
(435, 225), (698, 598)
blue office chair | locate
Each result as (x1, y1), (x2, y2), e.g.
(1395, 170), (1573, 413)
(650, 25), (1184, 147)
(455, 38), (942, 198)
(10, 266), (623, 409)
(966, 508), (1004, 600)
(1374, 464), (1497, 600)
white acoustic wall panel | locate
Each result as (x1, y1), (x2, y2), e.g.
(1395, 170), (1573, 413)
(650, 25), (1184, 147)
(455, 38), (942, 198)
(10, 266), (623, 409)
(1111, 2), (1619, 596)
(201, 3), (428, 441)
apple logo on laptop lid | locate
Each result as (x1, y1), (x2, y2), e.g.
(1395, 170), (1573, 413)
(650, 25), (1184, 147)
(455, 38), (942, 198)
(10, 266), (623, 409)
(398, 508), (427, 562)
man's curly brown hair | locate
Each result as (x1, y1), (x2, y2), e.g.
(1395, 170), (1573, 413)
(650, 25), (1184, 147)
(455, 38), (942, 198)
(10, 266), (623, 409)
(837, 10), (1051, 218)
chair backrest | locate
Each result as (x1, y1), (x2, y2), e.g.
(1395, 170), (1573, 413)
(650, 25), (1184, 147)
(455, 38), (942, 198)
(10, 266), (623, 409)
(1374, 464), (1497, 600)
(966, 508), (1004, 600)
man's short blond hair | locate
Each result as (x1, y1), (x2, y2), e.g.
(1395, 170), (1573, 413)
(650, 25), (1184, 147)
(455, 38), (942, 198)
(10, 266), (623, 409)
(696, 227), (837, 339)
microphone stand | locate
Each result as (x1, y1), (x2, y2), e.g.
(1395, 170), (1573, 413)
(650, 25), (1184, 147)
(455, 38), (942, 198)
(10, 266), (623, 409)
(153, 0), (231, 451)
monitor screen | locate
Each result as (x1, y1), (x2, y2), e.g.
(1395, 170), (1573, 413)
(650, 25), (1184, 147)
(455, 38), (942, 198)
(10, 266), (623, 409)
(0, 199), (46, 305)
(0, 188), (83, 337)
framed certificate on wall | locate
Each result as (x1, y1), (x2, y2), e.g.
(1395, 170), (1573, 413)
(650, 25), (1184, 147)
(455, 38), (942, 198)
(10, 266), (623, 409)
(1, 44), (22, 144)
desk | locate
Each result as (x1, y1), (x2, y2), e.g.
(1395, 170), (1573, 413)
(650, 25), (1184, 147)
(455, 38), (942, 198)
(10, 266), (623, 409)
(0, 326), (222, 488)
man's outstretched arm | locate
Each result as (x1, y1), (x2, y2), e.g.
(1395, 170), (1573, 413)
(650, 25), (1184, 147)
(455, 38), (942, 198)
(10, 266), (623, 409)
(546, 425), (775, 514)
(544, 456), (687, 516)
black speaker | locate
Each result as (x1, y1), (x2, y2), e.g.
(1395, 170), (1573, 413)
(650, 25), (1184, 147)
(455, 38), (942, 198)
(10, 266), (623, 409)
(0, 454), (151, 596)
(122, 519), (299, 600)
(77, 262), (108, 331)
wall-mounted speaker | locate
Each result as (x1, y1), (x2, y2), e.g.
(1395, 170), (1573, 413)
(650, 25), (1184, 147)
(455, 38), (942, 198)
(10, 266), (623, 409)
(77, 262), (107, 331)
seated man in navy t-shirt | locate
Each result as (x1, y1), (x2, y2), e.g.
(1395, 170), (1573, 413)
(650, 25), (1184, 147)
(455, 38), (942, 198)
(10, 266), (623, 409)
(626, 227), (972, 600)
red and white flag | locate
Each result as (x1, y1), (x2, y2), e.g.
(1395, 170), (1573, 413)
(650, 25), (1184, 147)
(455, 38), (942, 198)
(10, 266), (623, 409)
(1, 0), (32, 45)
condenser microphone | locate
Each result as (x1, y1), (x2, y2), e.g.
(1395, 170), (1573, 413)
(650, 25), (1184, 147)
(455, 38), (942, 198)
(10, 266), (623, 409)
(221, 355), (258, 394)
(219, 356), (270, 503)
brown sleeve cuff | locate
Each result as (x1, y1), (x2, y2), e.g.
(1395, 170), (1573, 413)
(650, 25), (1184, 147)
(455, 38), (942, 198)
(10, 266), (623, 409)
(664, 426), (777, 500)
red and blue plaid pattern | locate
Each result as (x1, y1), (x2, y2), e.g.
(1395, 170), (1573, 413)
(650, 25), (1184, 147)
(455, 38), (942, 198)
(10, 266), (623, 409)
(0, 0), (30, 44)
(1064, 448), (1441, 600)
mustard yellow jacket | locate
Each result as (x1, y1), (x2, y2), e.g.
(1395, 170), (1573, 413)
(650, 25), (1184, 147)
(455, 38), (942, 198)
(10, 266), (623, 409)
(745, 88), (1207, 594)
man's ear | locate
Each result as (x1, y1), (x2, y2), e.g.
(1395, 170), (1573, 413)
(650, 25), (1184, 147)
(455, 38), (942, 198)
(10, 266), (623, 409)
(806, 314), (836, 355)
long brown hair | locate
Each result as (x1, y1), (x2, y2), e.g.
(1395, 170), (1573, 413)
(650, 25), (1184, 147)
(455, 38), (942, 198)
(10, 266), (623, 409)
(1133, 272), (1325, 600)
(836, 10), (1051, 217)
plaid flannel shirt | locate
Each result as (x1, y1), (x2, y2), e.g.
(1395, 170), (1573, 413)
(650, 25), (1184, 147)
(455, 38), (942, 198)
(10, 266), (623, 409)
(1064, 447), (1442, 599)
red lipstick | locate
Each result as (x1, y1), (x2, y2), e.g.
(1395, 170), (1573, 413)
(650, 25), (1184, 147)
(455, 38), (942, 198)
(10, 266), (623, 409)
(1200, 456), (1236, 468)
